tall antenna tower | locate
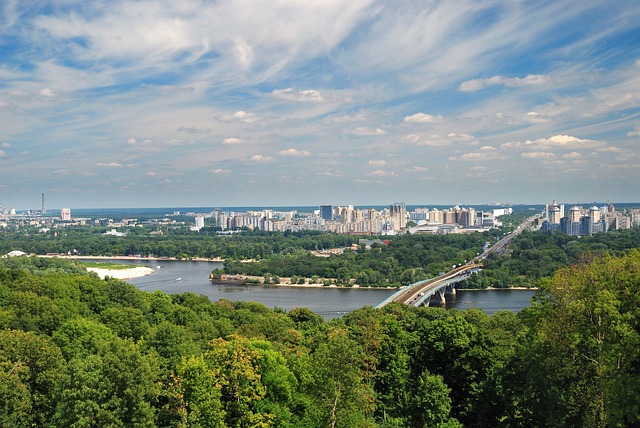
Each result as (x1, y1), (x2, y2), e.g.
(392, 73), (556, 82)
(42, 193), (46, 215)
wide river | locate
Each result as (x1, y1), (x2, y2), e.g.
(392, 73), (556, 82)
(95, 259), (537, 319)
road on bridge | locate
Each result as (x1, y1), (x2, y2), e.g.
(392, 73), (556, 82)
(392, 264), (482, 306)
(379, 214), (540, 308)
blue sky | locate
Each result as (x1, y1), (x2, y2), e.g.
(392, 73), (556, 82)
(1, 1), (639, 209)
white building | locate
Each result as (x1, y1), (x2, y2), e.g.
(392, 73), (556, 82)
(195, 215), (205, 231)
(61, 208), (71, 221)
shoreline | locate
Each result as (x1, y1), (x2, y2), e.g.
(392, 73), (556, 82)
(458, 286), (539, 291)
(40, 255), (538, 291)
(40, 254), (225, 262)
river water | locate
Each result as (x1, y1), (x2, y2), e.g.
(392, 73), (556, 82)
(94, 259), (537, 319)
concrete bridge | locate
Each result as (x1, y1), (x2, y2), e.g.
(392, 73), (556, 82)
(376, 263), (483, 308)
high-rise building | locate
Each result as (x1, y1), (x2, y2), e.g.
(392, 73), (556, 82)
(545, 200), (564, 223)
(568, 206), (582, 223)
(389, 203), (407, 229)
(195, 215), (205, 230)
(61, 208), (71, 221)
(320, 205), (333, 221)
(589, 206), (601, 223)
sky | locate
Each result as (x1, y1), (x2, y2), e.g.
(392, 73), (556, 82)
(1, 1), (640, 210)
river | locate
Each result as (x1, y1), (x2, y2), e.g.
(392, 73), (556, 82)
(91, 259), (537, 319)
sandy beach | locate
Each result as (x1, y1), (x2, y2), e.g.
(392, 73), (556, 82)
(87, 266), (155, 280)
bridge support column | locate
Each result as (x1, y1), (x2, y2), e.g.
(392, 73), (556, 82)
(449, 286), (456, 297)
(436, 289), (446, 304)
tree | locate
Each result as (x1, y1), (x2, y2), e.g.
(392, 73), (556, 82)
(513, 251), (640, 427)
(53, 337), (160, 427)
(205, 335), (297, 427)
(0, 329), (67, 426)
(408, 370), (460, 428)
(306, 328), (374, 428)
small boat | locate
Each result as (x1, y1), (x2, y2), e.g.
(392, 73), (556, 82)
(176, 277), (182, 281)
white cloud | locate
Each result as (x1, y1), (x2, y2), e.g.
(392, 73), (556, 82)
(324, 112), (368, 123)
(628, 126), (640, 137)
(408, 132), (477, 147)
(495, 111), (551, 125)
(0, 150), (5, 158)
(596, 146), (626, 153)
(39, 88), (56, 97)
(1, 142), (11, 148)
(562, 152), (582, 159)
(210, 168), (231, 174)
(368, 160), (386, 166)
(219, 111), (259, 123)
(502, 135), (603, 150)
(272, 88), (326, 103)
(96, 162), (123, 167)
(352, 127), (386, 136)
(147, 172), (156, 176)
(452, 148), (505, 161)
(403, 112), (443, 123)
(278, 148), (311, 156)
(530, 135), (595, 147)
(366, 169), (396, 177)
(234, 37), (254, 69)
(521, 151), (556, 159)
(250, 154), (274, 162)
(222, 137), (242, 144)
(458, 74), (550, 92)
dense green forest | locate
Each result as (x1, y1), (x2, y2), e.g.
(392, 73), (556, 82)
(462, 227), (640, 288)
(0, 229), (360, 260)
(222, 233), (489, 287)
(0, 253), (639, 427)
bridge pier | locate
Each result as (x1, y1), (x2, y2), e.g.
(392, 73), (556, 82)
(447, 284), (457, 297)
(435, 288), (446, 304)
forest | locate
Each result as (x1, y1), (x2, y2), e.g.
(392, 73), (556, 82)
(0, 252), (639, 427)
(0, 228), (360, 260)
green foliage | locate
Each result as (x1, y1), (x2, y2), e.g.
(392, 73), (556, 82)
(0, 251), (638, 426)
(224, 233), (487, 288)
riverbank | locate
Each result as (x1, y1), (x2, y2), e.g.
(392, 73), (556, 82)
(41, 254), (225, 262)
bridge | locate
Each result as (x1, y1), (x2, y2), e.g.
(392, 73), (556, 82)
(376, 263), (483, 308)
(375, 214), (539, 309)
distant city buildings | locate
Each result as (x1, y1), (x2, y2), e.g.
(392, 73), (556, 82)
(1, 199), (637, 237)
(541, 200), (636, 236)
(202, 203), (508, 235)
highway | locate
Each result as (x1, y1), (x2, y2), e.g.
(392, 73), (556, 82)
(479, 214), (539, 258)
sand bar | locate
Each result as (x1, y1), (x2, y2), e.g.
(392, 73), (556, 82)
(87, 266), (155, 280)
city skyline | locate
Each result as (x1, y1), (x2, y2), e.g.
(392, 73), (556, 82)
(1, 1), (640, 208)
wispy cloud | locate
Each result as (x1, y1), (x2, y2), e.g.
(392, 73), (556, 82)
(459, 74), (550, 92)
(403, 113), (444, 123)
(272, 88), (326, 103)
(250, 154), (274, 162)
(1, 1), (639, 207)
(352, 127), (386, 136)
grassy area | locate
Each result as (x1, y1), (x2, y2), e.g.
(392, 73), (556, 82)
(82, 261), (139, 270)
